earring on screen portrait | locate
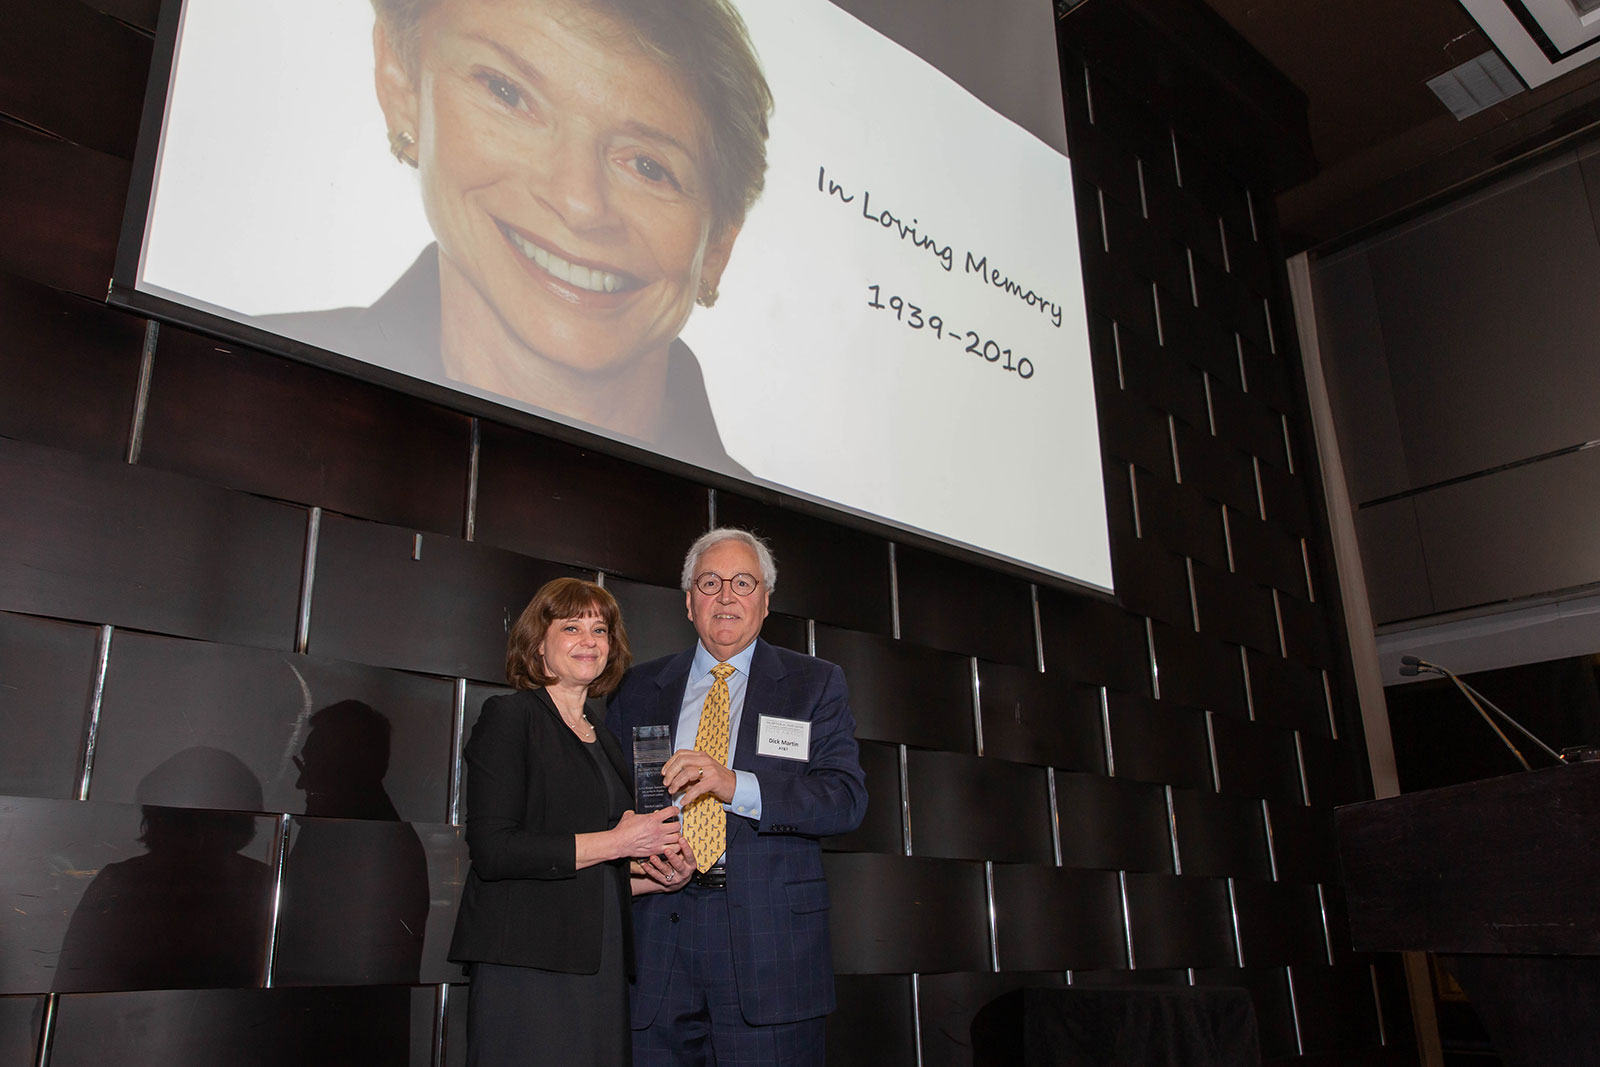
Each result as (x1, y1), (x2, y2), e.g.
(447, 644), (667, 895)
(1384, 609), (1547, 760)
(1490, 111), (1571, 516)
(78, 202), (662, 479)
(696, 278), (719, 309)
(388, 129), (418, 168)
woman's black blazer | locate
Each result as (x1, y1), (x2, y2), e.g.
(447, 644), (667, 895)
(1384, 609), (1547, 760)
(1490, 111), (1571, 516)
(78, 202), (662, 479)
(447, 688), (634, 974)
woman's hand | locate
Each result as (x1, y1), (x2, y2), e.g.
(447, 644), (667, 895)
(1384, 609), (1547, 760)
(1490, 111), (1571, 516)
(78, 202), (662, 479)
(630, 839), (697, 895)
(610, 806), (681, 861)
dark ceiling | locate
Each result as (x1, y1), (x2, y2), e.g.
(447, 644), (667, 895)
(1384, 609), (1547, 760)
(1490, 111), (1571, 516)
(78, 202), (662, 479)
(1199, 0), (1600, 251)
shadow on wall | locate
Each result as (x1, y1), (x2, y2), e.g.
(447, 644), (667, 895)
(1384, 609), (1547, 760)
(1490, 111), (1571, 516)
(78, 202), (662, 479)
(52, 701), (430, 1002)
(274, 700), (429, 986)
(55, 747), (273, 992)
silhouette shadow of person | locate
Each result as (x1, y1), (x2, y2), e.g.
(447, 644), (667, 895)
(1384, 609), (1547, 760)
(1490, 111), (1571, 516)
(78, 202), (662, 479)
(55, 747), (273, 992)
(272, 700), (429, 987)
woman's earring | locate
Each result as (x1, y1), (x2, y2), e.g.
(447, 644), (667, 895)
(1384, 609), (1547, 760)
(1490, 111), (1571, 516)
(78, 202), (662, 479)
(696, 278), (719, 309)
(388, 129), (419, 168)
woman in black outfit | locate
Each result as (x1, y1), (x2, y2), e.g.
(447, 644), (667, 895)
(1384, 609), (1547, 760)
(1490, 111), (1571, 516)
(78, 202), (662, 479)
(449, 577), (692, 1065)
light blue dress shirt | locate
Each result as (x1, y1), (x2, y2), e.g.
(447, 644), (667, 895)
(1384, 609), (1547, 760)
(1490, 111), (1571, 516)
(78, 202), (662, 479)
(675, 640), (764, 841)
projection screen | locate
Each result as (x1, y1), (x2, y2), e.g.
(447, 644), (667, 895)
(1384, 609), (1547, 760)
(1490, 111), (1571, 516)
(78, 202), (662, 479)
(115, 0), (1114, 593)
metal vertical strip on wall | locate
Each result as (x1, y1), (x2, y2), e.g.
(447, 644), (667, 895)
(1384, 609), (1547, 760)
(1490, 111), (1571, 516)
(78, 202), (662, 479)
(33, 992), (57, 1067)
(910, 972), (925, 1067)
(1046, 766), (1063, 866)
(806, 618), (816, 657)
(1285, 966), (1306, 1056)
(1370, 964), (1389, 1046)
(1221, 506), (1236, 571)
(1225, 876), (1244, 967)
(984, 860), (1000, 972)
(1315, 883), (1335, 965)
(1100, 687), (1115, 777)
(1293, 731), (1312, 806)
(707, 486), (717, 528)
(1164, 785), (1182, 874)
(1240, 646), (1255, 721)
(1185, 557), (1200, 631)
(1261, 798), (1280, 881)
(1322, 670), (1339, 740)
(1118, 870), (1136, 968)
(433, 983), (451, 1067)
(1144, 618), (1160, 699)
(899, 743), (912, 856)
(887, 543), (901, 639)
(75, 624), (113, 801)
(1204, 710), (1222, 792)
(262, 812), (292, 987)
(1129, 464), (1143, 538)
(1272, 589), (1288, 656)
(450, 678), (468, 826)
(1168, 415), (1182, 482)
(464, 418), (480, 541)
(968, 658), (984, 756)
(295, 507), (322, 654)
(1030, 584), (1045, 673)
(124, 320), (158, 465)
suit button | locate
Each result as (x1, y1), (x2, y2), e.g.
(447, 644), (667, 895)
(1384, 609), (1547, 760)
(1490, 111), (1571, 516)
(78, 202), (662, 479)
(670, 913), (680, 923)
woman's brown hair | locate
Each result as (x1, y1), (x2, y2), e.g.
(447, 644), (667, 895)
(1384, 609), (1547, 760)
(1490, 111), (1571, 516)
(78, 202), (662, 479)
(505, 577), (632, 694)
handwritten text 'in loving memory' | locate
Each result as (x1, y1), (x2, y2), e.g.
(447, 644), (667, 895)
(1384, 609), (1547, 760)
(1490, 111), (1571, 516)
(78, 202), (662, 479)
(817, 165), (1064, 329)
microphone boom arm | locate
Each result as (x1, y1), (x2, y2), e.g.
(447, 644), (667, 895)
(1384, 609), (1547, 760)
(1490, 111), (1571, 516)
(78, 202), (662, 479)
(1445, 673), (1531, 771)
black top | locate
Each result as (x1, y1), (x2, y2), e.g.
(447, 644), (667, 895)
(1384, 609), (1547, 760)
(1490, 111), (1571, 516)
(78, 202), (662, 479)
(448, 689), (635, 975)
(258, 246), (745, 476)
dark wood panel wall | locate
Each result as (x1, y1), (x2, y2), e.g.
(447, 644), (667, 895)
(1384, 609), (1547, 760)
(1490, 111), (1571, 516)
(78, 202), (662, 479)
(0, 1), (1409, 1064)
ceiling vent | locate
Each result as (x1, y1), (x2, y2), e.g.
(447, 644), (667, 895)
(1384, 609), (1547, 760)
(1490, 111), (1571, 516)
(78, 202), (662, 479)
(1427, 50), (1526, 119)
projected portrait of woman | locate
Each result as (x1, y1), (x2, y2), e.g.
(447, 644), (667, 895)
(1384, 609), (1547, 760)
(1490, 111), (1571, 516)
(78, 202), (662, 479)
(269, 0), (772, 472)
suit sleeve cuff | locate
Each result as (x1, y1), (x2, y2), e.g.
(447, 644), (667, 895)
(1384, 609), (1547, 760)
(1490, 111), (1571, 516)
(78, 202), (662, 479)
(727, 770), (762, 821)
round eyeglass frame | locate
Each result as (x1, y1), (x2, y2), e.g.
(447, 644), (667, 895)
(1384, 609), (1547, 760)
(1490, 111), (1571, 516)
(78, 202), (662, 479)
(693, 571), (763, 597)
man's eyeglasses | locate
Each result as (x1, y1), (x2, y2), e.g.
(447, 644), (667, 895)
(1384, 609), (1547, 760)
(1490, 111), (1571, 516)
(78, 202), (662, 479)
(693, 572), (762, 597)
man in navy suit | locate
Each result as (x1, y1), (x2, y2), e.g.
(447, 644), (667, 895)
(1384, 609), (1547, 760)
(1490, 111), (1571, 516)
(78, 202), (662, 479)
(608, 528), (868, 1065)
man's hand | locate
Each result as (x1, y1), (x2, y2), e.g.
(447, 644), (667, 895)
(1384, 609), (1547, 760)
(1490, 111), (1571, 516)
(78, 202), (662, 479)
(663, 749), (736, 808)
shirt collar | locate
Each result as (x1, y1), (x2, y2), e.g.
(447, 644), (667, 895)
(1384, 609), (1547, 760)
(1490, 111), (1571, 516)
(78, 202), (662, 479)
(692, 639), (758, 679)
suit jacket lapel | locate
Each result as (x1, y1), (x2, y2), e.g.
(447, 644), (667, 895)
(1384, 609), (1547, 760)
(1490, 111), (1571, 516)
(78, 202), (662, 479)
(733, 638), (786, 769)
(654, 647), (696, 750)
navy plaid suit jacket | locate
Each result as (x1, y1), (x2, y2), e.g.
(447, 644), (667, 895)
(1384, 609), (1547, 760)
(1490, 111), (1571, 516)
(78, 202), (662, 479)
(607, 638), (868, 1026)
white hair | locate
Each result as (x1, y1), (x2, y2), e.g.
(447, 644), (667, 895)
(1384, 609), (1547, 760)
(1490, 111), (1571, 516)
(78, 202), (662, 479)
(680, 527), (778, 594)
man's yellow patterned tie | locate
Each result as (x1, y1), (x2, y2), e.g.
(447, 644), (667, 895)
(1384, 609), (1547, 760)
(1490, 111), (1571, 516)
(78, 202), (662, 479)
(684, 662), (735, 873)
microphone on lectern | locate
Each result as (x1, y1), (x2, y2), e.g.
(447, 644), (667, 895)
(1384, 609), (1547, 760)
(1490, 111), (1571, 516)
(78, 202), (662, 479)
(1397, 653), (1567, 770)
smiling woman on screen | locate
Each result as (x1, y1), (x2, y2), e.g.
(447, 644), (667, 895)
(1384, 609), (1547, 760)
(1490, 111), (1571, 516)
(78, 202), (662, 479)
(267, 0), (771, 473)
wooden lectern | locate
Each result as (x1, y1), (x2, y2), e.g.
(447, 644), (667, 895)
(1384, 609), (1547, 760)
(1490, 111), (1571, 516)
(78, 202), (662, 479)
(1335, 760), (1600, 1067)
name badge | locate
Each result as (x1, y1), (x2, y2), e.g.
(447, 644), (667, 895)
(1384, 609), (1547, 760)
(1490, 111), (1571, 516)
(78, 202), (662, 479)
(756, 715), (811, 760)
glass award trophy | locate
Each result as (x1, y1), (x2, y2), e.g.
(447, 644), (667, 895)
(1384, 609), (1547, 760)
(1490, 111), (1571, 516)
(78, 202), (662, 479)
(632, 724), (672, 812)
